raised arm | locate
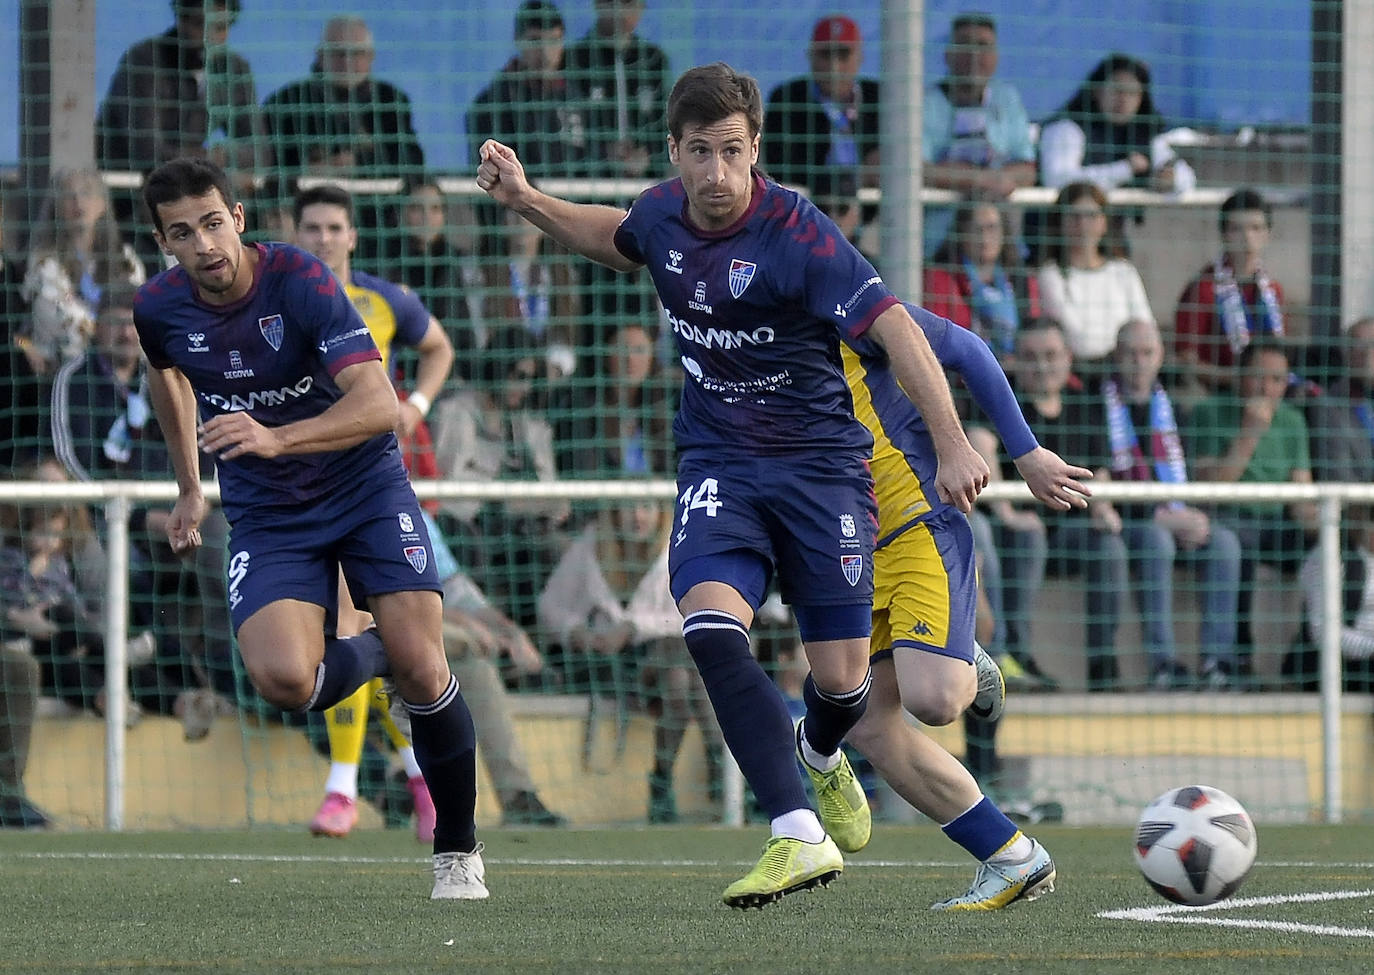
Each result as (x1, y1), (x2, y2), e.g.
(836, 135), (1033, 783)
(475, 140), (639, 272)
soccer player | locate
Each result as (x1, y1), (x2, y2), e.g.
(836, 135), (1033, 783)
(291, 183), (455, 840)
(843, 302), (1091, 910)
(133, 157), (486, 900)
(477, 61), (990, 908)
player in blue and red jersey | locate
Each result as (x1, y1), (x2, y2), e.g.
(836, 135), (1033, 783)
(478, 61), (991, 908)
(133, 157), (485, 901)
(843, 303), (1090, 910)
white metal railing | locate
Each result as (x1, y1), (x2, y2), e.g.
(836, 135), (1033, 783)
(1, 478), (1363, 828)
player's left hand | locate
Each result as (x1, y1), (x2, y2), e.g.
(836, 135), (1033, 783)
(935, 441), (990, 513)
(199, 412), (283, 460)
(398, 401), (423, 440)
(1013, 446), (1093, 510)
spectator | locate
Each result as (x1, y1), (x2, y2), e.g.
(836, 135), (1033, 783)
(96, 0), (263, 192)
(467, 0), (589, 181)
(1103, 318), (1242, 688)
(538, 500), (724, 823)
(923, 198), (1040, 359)
(555, 319), (676, 479)
(763, 15), (879, 202)
(1309, 316), (1374, 486)
(1008, 319), (1127, 689)
(1291, 505), (1374, 692)
(480, 208), (580, 381)
(1189, 337), (1318, 685)
(1036, 181), (1153, 372)
(1174, 188), (1288, 397)
(20, 168), (146, 375)
(262, 15), (424, 181)
(48, 287), (232, 714)
(0, 638), (50, 828)
(564, 0), (671, 180)
(921, 12), (1037, 256)
(0, 191), (41, 475)
(383, 178), (477, 373)
(1038, 53), (1196, 194)
(429, 326), (570, 627)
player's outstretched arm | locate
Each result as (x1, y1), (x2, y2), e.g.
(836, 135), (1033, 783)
(145, 365), (207, 553)
(199, 359), (399, 460)
(868, 304), (988, 512)
(1012, 446), (1093, 511)
(476, 139), (639, 272)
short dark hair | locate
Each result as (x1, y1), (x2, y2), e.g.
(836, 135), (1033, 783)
(952, 11), (996, 34)
(1239, 335), (1290, 370)
(1220, 187), (1272, 234)
(666, 62), (763, 142)
(171, 0), (242, 22)
(292, 184), (355, 226)
(143, 156), (235, 234)
(514, 0), (563, 37)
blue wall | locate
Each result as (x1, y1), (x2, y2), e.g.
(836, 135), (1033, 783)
(2, 0), (1310, 173)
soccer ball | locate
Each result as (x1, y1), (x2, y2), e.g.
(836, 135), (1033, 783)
(1133, 785), (1258, 905)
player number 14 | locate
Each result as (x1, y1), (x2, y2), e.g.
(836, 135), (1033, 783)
(679, 477), (722, 524)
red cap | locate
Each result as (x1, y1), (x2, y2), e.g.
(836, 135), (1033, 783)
(812, 15), (860, 46)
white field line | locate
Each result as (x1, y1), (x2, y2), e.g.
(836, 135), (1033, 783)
(1, 851), (968, 868)
(1098, 888), (1374, 939)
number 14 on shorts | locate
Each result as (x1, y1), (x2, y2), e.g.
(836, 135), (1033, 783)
(677, 478), (722, 542)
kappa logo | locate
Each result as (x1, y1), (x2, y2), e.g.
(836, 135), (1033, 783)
(665, 249), (684, 275)
(403, 545), (428, 574)
(258, 314), (284, 351)
(728, 259), (757, 299)
(840, 554), (863, 587)
(398, 512), (414, 533)
(188, 332), (210, 353)
(910, 620), (933, 637)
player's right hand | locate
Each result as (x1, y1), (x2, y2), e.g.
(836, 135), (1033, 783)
(1013, 446), (1093, 510)
(167, 491), (208, 556)
(475, 140), (530, 206)
(935, 441), (990, 514)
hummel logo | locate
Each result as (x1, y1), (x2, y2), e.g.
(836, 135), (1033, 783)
(834, 304), (847, 319)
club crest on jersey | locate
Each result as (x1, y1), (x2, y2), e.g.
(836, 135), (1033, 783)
(258, 314), (284, 351)
(839, 513), (856, 538)
(403, 545), (428, 574)
(728, 259), (757, 299)
(840, 554), (863, 587)
(398, 512), (414, 533)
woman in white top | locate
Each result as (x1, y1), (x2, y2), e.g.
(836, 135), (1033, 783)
(1038, 53), (1195, 195)
(1035, 181), (1154, 367)
(20, 168), (145, 374)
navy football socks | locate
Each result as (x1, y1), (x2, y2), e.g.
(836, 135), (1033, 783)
(303, 628), (388, 711)
(406, 674), (479, 854)
(800, 670), (872, 758)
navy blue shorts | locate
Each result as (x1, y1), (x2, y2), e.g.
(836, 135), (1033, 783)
(224, 465), (441, 631)
(667, 451), (877, 610)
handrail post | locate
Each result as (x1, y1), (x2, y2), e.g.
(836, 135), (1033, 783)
(103, 494), (131, 831)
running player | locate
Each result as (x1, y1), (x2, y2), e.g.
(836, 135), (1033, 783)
(291, 183), (455, 841)
(477, 61), (990, 908)
(843, 302), (1090, 910)
(134, 157), (485, 900)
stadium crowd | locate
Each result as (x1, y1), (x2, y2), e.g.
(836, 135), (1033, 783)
(1, 1), (1370, 834)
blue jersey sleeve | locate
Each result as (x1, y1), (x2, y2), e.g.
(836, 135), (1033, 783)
(784, 199), (897, 340)
(133, 273), (184, 371)
(379, 278), (432, 348)
(285, 252), (381, 376)
(613, 197), (650, 265)
(907, 303), (1038, 459)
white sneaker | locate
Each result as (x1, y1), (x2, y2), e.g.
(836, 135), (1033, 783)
(969, 643), (1006, 722)
(431, 844), (489, 900)
(931, 838), (1056, 911)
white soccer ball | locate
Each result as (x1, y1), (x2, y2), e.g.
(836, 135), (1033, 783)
(1133, 785), (1258, 906)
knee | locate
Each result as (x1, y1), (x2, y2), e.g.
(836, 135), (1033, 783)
(388, 648), (450, 704)
(247, 661), (318, 711)
(905, 686), (967, 728)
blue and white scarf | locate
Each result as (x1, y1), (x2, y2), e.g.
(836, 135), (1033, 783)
(1104, 378), (1186, 508)
(1214, 258), (1284, 355)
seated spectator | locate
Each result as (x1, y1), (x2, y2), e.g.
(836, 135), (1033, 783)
(555, 319), (676, 479)
(1188, 337), (1318, 684)
(763, 15), (879, 201)
(0, 637), (50, 828)
(20, 168), (146, 374)
(429, 326), (570, 626)
(262, 15), (424, 180)
(0, 190), (41, 475)
(1174, 188), (1289, 398)
(467, 0), (589, 181)
(1102, 319), (1242, 688)
(1038, 53), (1196, 195)
(564, 0), (671, 180)
(1290, 505), (1374, 692)
(480, 209), (580, 380)
(382, 178), (478, 375)
(924, 199), (1040, 359)
(1008, 319), (1127, 689)
(537, 500), (724, 823)
(921, 11), (1037, 256)
(1309, 316), (1374, 485)
(1036, 181), (1154, 374)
